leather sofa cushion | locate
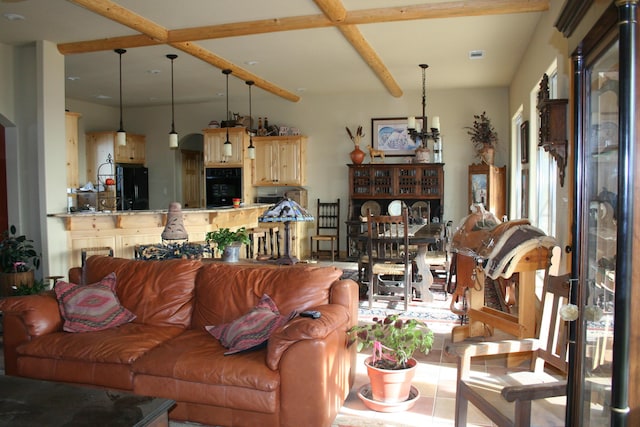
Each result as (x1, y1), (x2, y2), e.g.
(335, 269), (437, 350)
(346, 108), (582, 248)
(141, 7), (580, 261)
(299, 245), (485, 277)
(133, 329), (281, 413)
(84, 256), (201, 328)
(191, 263), (343, 329)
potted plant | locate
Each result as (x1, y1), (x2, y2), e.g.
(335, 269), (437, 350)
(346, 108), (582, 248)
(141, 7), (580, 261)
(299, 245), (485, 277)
(205, 227), (250, 262)
(348, 314), (434, 406)
(0, 225), (41, 296)
(465, 111), (498, 164)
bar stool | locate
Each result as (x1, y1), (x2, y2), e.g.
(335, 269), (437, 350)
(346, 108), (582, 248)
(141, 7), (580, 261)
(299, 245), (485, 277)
(246, 228), (268, 259)
(80, 246), (114, 284)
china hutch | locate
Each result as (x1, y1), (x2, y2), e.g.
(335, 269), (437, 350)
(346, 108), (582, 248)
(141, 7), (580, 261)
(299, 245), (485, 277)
(346, 163), (444, 259)
(557, 1), (639, 425)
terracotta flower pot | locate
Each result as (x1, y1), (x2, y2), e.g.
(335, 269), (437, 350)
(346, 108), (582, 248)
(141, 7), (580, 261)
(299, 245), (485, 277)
(350, 145), (366, 165)
(365, 356), (418, 403)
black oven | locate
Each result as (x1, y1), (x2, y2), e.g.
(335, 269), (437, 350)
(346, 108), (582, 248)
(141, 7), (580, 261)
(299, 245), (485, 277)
(205, 168), (242, 207)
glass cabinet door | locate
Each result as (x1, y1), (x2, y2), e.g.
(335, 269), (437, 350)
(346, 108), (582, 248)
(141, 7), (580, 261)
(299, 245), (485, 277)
(577, 38), (618, 425)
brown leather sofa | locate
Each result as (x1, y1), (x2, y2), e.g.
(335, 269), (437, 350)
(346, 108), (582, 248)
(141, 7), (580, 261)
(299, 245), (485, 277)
(0, 256), (358, 427)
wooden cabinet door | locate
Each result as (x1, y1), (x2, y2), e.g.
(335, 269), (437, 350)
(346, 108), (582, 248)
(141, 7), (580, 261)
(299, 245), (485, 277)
(252, 136), (306, 186)
(278, 138), (303, 185)
(468, 163), (506, 218)
(203, 128), (244, 166)
(86, 132), (115, 185)
(253, 139), (278, 185)
(65, 112), (81, 189)
(115, 134), (145, 164)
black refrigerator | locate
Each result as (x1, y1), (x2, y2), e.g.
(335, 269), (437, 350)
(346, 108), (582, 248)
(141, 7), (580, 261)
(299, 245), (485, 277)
(116, 164), (149, 210)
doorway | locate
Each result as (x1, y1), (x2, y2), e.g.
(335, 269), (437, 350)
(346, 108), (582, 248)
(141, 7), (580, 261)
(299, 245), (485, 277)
(181, 149), (203, 208)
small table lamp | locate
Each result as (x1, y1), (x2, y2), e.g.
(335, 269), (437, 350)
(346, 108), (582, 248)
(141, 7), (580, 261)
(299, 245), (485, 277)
(258, 198), (314, 265)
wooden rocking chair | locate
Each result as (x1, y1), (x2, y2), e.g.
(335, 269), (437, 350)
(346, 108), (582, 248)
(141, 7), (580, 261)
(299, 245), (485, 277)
(446, 273), (571, 427)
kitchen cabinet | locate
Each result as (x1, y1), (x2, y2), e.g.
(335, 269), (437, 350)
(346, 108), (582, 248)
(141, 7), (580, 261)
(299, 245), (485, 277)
(252, 136), (307, 186)
(86, 132), (146, 182)
(203, 127), (245, 166)
(115, 133), (146, 164)
(468, 163), (506, 219)
(65, 112), (81, 189)
(558, 1), (639, 424)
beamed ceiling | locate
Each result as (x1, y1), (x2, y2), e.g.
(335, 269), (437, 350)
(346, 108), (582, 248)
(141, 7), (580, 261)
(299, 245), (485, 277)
(0, 0), (549, 107)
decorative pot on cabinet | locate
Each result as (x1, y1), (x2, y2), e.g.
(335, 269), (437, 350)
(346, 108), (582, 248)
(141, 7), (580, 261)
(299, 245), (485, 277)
(350, 145), (366, 165)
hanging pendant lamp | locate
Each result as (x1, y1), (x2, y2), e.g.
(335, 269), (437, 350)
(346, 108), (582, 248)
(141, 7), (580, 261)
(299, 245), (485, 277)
(115, 48), (127, 147)
(167, 54), (179, 149)
(246, 80), (256, 160)
(222, 69), (233, 158)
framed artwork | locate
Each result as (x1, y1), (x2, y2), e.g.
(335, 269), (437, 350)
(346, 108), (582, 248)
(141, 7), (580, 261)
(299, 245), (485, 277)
(521, 168), (529, 218)
(371, 117), (422, 156)
(470, 173), (488, 206)
(520, 120), (529, 164)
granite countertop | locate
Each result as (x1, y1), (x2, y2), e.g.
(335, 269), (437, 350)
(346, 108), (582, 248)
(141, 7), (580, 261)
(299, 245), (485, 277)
(48, 204), (270, 218)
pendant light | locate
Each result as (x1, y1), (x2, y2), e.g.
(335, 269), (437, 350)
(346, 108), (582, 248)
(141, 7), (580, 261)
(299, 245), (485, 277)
(115, 48), (127, 147)
(246, 80), (256, 160)
(222, 69), (233, 158)
(167, 54), (179, 149)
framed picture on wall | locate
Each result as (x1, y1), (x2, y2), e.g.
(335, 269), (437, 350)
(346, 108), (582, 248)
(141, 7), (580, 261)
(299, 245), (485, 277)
(371, 117), (422, 156)
(520, 120), (529, 164)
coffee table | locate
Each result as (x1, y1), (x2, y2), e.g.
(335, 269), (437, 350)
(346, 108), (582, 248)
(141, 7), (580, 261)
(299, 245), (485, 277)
(0, 376), (174, 426)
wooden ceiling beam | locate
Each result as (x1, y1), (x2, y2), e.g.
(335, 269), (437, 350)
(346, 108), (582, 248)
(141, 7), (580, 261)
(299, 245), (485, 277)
(69, 0), (168, 42)
(59, 0), (549, 54)
(314, 0), (401, 97)
(170, 41), (300, 103)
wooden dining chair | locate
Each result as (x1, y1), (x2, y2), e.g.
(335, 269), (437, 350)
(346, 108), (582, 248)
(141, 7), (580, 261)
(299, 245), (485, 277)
(446, 273), (571, 427)
(310, 198), (340, 261)
(366, 207), (411, 311)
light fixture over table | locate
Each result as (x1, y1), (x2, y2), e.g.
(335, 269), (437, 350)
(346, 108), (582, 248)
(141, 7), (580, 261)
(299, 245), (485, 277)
(167, 54), (179, 149)
(222, 69), (233, 158)
(115, 48), (127, 147)
(407, 64), (442, 163)
(246, 80), (256, 160)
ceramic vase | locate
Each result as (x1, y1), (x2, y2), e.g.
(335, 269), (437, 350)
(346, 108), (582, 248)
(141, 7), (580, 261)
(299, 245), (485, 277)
(480, 146), (495, 165)
(414, 146), (431, 163)
(350, 145), (366, 164)
(365, 356), (418, 403)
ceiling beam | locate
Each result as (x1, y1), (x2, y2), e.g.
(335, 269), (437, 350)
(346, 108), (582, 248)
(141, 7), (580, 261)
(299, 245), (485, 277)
(59, 0), (549, 54)
(314, 0), (402, 97)
(66, 0), (297, 102)
(170, 41), (300, 103)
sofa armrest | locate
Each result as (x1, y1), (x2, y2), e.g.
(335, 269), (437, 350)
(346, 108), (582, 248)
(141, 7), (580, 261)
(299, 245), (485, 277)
(0, 293), (63, 375)
(266, 304), (349, 370)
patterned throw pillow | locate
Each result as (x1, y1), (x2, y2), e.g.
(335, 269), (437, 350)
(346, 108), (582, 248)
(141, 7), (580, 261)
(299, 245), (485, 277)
(206, 294), (293, 355)
(54, 272), (136, 333)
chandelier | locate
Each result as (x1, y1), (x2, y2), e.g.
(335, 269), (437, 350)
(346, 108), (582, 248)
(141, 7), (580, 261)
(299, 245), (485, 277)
(407, 64), (442, 162)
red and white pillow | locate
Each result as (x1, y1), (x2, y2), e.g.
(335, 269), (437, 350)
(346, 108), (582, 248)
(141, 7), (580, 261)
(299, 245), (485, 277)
(54, 272), (136, 333)
(206, 294), (294, 355)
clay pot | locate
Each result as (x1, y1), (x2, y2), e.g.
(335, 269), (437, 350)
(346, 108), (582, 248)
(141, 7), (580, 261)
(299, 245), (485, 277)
(350, 145), (366, 164)
(365, 356), (418, 403)
(414, 146), (431, 163)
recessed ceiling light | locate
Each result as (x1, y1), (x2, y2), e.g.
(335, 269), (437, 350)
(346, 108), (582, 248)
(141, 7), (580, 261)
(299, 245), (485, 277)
(244, 60), (259, 66)
(95, 95), (111, 100)
(67, 76), (80, 81)
(147, 69), (161, 75)
(216, 92), (224, 97)
(296, 88), (307, 92)
(3, 13), (25, 21)
(469, 50), (485, 60)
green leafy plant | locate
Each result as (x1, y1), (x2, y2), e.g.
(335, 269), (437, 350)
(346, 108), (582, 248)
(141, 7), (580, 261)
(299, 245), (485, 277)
(205, 227), (250, 253)
(348, 314), (434, 370)
(13, 279), (48, 296)
(0, 225), (41, 273)
(465, 111), (498, 153)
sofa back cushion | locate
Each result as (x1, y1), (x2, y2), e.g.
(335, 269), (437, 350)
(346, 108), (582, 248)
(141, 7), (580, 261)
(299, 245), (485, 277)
(191, 263), (343, 329)
(84, 256), (201, 328)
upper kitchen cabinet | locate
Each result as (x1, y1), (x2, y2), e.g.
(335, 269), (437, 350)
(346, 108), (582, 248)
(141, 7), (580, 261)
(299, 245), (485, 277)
(65, 112), (81, 189)
(115, 133), (146, 164)
(203, 128), (246, 167)
(86, 132), (146, 183)
(252, 136), (307, 187)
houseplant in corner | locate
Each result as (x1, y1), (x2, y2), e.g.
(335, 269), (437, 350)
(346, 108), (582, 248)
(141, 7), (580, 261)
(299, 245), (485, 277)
(0, 225), (41, 296)
(348, 314), (433, 410)
(205, 227), (250, 262)
(465, 111), (498, 165)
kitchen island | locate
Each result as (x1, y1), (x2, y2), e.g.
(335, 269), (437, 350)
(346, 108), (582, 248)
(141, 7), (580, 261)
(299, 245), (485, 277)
(48, 205), (270, 267)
